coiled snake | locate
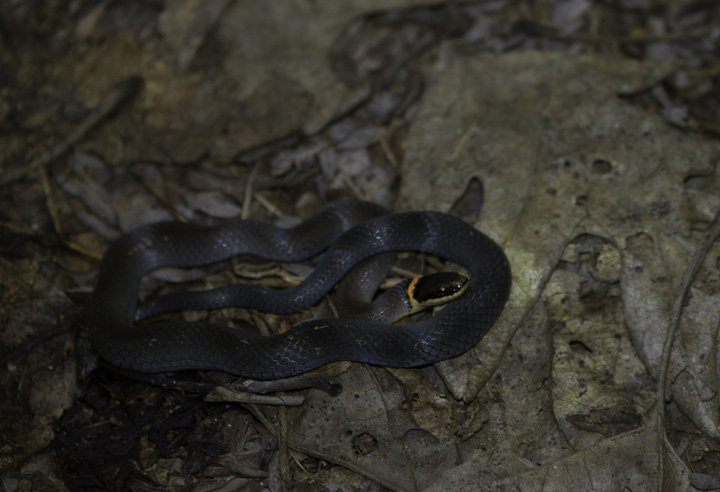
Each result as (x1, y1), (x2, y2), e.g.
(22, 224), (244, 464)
(80, 201), (511, 380)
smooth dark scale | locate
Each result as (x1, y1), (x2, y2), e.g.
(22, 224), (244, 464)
(81, 202), (511, 380)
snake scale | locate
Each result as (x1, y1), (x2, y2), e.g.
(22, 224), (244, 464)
(80, 201), (511, 380)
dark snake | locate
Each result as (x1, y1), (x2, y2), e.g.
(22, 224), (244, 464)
(80, 201), (511, 380)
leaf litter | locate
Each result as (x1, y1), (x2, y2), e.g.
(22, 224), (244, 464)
(1, 1), (720, 490)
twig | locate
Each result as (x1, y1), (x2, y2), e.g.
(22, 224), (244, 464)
(516, 20), (714, 45)
(205, 386), (305, 406)
(278, 404), (291, 481)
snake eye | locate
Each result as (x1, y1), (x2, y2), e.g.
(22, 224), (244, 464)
(411, 272), (470, 305)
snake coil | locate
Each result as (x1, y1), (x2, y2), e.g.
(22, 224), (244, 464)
(81, 201), (511, 380)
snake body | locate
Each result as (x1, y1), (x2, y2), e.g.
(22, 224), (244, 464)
(81, 201), (511, 380)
